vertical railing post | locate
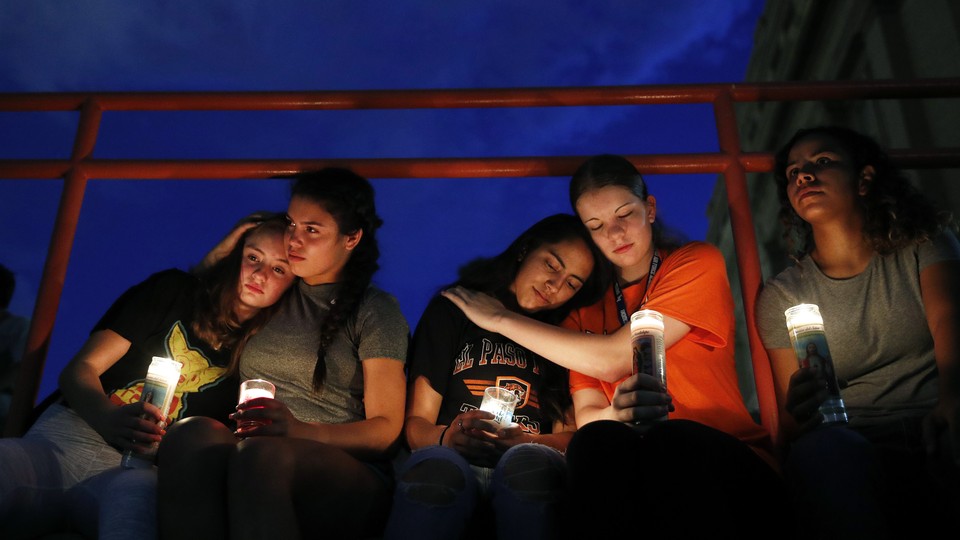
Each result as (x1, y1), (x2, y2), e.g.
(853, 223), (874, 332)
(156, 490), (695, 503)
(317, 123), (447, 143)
(4, 99), (102, 437)
(712, 89), (781, 450)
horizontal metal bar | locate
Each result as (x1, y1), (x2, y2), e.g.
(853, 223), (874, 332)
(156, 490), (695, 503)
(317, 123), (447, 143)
(1, 78), (958, 112)
(3, 149), (959, 180)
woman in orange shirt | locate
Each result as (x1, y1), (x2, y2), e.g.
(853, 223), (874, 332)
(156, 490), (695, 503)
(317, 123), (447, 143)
(444, 154), (788, 539)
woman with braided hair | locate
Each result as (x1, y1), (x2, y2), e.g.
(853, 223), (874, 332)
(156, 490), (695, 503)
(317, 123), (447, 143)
(159, 168), (409, 540)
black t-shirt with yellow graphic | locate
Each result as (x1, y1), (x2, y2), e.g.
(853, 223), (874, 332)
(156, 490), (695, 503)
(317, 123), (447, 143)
(409, 295), (553, 435)
(92, 269), (239, 425)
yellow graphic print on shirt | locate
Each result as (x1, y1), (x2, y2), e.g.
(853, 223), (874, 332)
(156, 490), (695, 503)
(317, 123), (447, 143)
(109, 322), (227, 420)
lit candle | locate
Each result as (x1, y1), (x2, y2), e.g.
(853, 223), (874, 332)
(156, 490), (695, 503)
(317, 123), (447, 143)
(237, 379), (277, 433)
(630, 309), (667, 421)
(239, 380), (276, 404)
(479, 386), (517, 428)
(121, 356), (183, 469)
(784, 304), (848, 425)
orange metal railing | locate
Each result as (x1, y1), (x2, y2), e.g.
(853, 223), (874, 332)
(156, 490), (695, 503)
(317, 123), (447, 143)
(3, 78), (960, 449)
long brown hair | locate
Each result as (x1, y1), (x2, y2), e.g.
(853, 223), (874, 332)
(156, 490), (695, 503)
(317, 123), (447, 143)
(191, 215), (291, 375)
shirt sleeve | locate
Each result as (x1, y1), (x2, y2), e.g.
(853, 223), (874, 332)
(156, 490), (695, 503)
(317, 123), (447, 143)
(756, 278), (795, 350)
(644, 242), (733, 348)
(406, 295), (467, 397)
(354, 288), (410, 364)
(919, 229), (960, 271)
(93, 269), (192, 344)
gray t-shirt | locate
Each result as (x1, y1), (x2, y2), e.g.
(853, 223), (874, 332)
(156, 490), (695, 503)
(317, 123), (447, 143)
(240, 281), (409, 424)
(756, 230), (960, 427)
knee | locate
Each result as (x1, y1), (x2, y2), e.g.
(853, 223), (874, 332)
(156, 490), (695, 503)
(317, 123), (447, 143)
(396, 453), (474, 507)
(567, 420), (633, 465)
(164, 416), (232, 443)
(101, 469), (158, 515)
(787, 425), (876, 477)
(231, 437), (290, 471)
(496, 444), (566, 500)
(108, 468), (157, 494)
(0, 439), (59, 495)
(229, 437), (298, 490)
(160, 416), (234, 463)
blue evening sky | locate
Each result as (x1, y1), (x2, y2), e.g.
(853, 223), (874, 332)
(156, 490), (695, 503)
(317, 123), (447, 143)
(0, 0), (765, 401)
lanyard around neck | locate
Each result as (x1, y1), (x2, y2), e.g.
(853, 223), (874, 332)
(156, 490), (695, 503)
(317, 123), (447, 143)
(613, 248), (661, 327)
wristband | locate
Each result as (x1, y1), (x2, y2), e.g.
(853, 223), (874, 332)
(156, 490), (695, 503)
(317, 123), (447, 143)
(439, 425), (451, 446)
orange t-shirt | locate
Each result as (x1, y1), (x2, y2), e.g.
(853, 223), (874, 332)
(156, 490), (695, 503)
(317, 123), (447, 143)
(565, 242), (772, 459)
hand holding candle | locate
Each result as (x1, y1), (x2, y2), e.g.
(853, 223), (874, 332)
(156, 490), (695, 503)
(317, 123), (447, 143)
(479, 386), (518, 428)
(784, 304), (848, 425)
(236, 379), (276, 434)
(121, 356), (183, 469)
(630, 309), (667, 422)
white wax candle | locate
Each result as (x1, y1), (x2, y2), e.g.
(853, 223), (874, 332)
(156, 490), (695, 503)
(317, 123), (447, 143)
(784, 303), (824, 330)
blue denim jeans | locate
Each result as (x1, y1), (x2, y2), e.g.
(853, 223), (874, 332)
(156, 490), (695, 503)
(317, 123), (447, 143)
(785, 425), (886, 538)
(65, 466), (158, 540)
(384, 443), (567, 540)
(0, 403), (122, 538)
(786, 421), (959, 539)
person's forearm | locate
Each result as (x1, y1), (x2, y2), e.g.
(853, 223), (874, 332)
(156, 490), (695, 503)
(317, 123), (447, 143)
(404, 415), (447, 451)
(921, 261), (960, 404)
(494, 311), (631, 382)
(289, 415), (403, 460)
(59, 364), (115, 428)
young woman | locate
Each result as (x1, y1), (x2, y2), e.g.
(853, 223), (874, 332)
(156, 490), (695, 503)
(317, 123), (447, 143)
(443, 154), (787, 538)
(158, 167), (409, 540)
(756, 126), (960, 537)
(0, 216), (295, 539)
(383, 213), (606, 540)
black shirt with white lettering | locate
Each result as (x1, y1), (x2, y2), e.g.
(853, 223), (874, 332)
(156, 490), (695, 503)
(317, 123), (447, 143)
(408, 295), (554, 434)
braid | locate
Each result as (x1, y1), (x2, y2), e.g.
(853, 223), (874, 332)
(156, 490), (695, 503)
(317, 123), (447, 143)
(312, 227), (380, 389)
(290, 168), (383, 391)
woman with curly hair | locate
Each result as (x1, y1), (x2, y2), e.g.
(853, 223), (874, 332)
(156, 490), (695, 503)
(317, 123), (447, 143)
(159, 168), (409, 540)
(756, 126), (960, 538)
